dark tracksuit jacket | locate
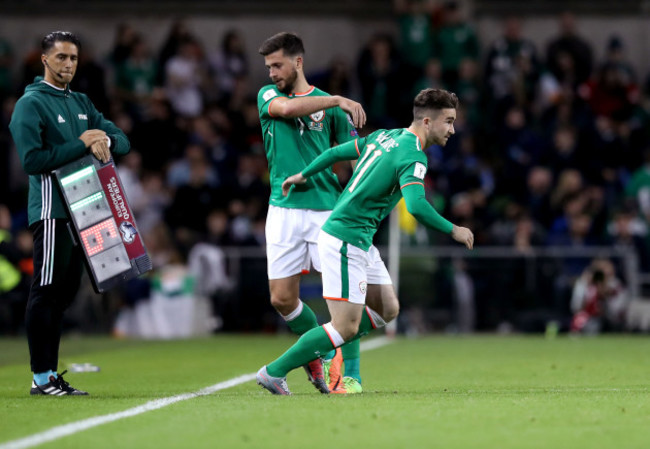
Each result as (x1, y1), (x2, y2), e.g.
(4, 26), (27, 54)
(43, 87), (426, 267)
(9, 77), (130, 373)
(10, 76), (130, 225)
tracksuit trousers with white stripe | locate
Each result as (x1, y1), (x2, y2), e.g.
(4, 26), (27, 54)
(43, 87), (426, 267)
(26, 219), (84, 374)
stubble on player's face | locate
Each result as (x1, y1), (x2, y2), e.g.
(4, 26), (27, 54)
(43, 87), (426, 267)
(429, 108), (456, 146)
(264, 51), (299, 94)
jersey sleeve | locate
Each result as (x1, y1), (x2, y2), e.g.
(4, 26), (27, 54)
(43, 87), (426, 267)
(302, 138), (363, 178)
(398, 152), (453, 234)
(331, 106), (358, 145)
(9, 96), (86, 175)
(397, 151), (428, 191)
(85, 95), (130, 156)
(257, 85), (285, 120)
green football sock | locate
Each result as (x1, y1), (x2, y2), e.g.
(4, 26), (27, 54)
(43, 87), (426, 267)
(352, 309), (376, 340)
(341, 339), (361, 382)
(267, 326), (335, 377)
(343, 358), (361, 383)
(284, 300), (319, 335)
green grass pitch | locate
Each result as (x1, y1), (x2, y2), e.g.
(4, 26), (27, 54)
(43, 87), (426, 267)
(0, 334), (649, 449)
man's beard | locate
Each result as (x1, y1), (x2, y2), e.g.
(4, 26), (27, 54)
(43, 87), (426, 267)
(277, 68), (298, 94)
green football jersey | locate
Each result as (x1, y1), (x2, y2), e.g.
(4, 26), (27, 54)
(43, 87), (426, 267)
(257, 84), (357, 210)
(321, 128), (428, 251)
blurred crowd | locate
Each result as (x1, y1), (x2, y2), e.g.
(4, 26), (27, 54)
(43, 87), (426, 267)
(3, 2), (650, 333)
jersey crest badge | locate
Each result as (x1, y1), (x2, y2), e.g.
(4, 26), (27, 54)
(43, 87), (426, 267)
(359, 281), (367, 295)
(309, 111), (325, 122)
(307, 110), (325, 132)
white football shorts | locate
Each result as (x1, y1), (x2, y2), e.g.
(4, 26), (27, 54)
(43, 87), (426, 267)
(318, 230), (392, 305)
(265, 205), (331, 279)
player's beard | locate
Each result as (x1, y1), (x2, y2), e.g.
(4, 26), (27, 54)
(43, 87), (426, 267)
(276, 67), (298, 94)
(432, 130), (450, 147)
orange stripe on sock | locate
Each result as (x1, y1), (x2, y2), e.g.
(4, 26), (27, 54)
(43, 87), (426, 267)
(324, 296), (349, 301)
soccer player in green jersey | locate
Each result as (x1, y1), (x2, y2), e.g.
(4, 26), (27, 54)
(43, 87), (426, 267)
(256, 88), (474, 395)
(258, 32), (368, 394)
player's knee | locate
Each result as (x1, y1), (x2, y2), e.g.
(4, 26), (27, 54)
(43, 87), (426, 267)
(269, 294), (298, 315)
(382, 301), (400, 323)
(330, 319), (360, 341)
(338, 323), (360, 341)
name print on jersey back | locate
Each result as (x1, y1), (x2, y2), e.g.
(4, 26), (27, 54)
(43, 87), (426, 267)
(375, 131), (399, 152)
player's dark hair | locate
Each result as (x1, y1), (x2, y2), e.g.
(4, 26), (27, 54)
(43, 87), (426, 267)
(413, 88), (458, 120)
(258, 32), (304, 57)
(42, 31), (81, 53)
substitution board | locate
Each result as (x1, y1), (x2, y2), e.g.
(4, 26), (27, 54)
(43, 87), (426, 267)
(52, 155), (152, 292)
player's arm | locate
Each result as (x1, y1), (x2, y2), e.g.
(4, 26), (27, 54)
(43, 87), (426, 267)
(281, 139), (361, 196)
(399, 159), (474, 249)
(401, 185), (474, 249)
(269, 95), (366, 129)
(9, 98), (88, 175)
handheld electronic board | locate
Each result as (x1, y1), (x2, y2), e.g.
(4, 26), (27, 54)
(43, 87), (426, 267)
(52, 155), (152, 292)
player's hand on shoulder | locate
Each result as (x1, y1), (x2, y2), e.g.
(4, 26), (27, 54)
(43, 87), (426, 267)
(336, 96), (366, 129)
(282, 173), (307, 196)
(451, 225), (474, 250)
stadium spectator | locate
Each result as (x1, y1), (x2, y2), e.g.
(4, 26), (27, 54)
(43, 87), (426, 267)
(129, 92), (186, 172)
(19, 38), (46, 92)
(207, 29), (249, 102)
(0, 204), (32, 335)
(357, 33), (405, 128)
(455, 59), (481, 130)
(308, 56), (354, 98)
(496, 104), (544, 194)
(156, 19), (196, 85)
(114, 35), (157, 122)
(393, 0), (435, 77)
(0, 95), (17, 204)
(581, 59), (638, 122)
(545, 12), (594, 90)
(625, 147), (650, 219)
(484, 16), (540, 122)
(164, 39), (207, 118)
(607, 206), (650, 271)
(411, 58), (444, 99)
(433, 1), (480, 91)
(570, 258), (628, 333)
(523, 166), (554, 229)
(71, 42), (110, 116)
(109, 23), (138, 68)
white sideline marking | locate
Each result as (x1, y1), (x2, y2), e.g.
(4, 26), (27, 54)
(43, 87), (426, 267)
(0, 337), (393, 449)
